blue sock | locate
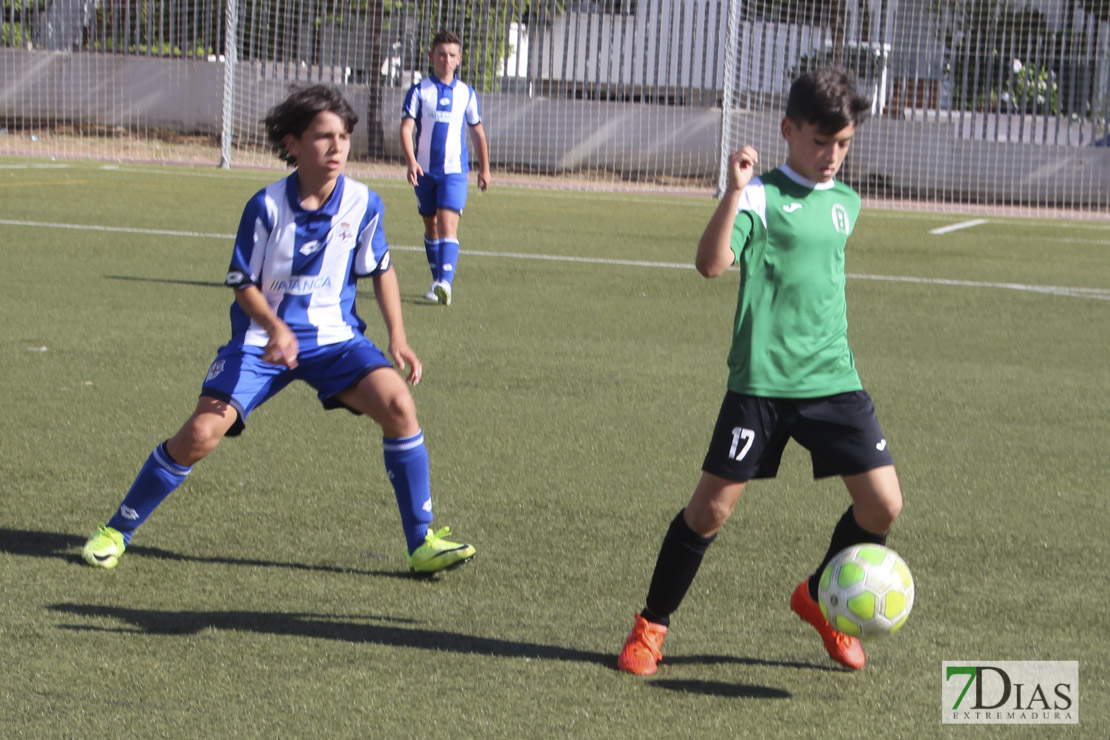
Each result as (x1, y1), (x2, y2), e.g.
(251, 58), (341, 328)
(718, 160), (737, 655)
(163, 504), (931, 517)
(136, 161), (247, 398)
(424, 236), (440, 282)
(439, 238), (459, 286)
(107, 443), (192, 545)
(382, 431), (433, 554)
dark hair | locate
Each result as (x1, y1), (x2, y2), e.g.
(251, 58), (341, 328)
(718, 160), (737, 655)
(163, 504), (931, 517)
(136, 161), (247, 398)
(264, 84), (358, 166)
(431, 30), (461, 49)
(785, 66), (871, 134)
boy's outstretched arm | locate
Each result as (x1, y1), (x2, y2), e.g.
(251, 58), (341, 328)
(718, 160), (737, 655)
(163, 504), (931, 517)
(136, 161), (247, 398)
(695, 146), (758, 278)
(234, 285), (299, 369)
(372, 267), (422, 386)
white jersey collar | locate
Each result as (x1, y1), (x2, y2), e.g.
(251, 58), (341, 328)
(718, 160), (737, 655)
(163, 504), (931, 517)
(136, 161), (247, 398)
(780, 163), (836, 191)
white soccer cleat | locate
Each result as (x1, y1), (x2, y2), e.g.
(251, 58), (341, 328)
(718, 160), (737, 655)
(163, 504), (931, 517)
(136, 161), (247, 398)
(433, 280), (452, 306)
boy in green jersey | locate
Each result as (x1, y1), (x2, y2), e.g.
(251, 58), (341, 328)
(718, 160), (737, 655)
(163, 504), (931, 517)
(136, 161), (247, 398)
(618, 67), (904, 674)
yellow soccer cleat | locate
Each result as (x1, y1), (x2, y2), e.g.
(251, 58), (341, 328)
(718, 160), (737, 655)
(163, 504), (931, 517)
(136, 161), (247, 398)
(82, 524), (126, 569)
(407, 526), (474, 574)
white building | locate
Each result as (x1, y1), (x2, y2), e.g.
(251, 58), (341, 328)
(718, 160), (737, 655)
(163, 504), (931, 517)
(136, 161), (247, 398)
(522, 0), (1105, 113)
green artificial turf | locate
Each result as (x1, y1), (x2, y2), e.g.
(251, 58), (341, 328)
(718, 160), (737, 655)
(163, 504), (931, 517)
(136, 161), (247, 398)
(1, 158), (1107, 737)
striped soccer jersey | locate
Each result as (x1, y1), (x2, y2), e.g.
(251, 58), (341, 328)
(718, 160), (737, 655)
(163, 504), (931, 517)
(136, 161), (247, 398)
(223, 172), (391, 351)
(401, 76), (481, 176)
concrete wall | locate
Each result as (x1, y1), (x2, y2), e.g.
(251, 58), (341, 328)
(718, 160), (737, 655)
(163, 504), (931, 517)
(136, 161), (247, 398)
(2, 49), (1108, 206)
(0, 49), (224, 133)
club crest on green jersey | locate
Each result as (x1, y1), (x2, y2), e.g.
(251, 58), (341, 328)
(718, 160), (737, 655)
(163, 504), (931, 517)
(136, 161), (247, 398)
(831, 203), (851, 235)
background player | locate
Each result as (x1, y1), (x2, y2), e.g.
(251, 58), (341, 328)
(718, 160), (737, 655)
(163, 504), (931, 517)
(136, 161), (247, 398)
(82, 84), (475, 576)
(617, 67), (903, 674)
(400, 29), (491, 306)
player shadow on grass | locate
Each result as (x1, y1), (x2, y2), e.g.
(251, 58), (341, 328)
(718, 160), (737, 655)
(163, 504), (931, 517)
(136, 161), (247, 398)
(46, 602), (831, 689)
(105, 275), (227, 289)
(648, 679), (792, 699)
(0, 528), (412, 579)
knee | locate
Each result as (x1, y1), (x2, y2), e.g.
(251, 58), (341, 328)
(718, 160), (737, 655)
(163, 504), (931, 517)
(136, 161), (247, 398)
(169, 418), (226, 465)
(378, 389), (419, 437)
(885, 493), (904, 524)
(858, 491), (902, 535)
(436, 214), (457, 237)
(685, 496), (736, 536)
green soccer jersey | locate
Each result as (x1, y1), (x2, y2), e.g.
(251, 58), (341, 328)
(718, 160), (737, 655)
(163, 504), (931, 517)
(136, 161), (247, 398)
(726, 165), (862, 398)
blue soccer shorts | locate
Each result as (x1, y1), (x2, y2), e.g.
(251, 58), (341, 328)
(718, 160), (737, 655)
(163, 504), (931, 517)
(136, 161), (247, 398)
(199, 336), (393, 436)
(414, 172), (469, 216)
(701, 390), (895, 481)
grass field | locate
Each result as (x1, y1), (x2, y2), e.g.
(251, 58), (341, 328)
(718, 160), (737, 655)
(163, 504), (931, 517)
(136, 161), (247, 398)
(1, 157), (1108, 738)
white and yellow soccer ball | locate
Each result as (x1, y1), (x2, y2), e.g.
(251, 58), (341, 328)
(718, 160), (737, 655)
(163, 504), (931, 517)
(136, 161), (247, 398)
(817, 544), (914, 639)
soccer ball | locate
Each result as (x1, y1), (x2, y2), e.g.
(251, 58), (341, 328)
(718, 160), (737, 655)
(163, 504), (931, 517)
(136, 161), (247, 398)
(817, 544), (914, 639)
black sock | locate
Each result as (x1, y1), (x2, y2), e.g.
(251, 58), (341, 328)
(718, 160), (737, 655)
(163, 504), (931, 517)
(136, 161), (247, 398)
(160, 440), (183, 467)
(641, 510), (717, 627)
(808, 505), (888, 601)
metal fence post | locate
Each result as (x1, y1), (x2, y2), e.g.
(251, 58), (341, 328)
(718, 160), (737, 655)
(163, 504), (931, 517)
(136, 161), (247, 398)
(716, 0), (742, 198)
(219, 0), (240, 169)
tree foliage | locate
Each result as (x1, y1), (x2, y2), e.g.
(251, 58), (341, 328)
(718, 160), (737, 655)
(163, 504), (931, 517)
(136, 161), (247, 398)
(390, 0), (538, 93)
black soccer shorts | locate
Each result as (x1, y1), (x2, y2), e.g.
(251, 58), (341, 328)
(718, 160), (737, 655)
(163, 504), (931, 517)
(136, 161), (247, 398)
(701, 390), (894, 481)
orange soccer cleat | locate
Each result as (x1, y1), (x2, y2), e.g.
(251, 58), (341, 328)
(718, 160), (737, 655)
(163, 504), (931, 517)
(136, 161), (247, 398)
(790, 578), (866, 670)
(617, 613), (668, 675)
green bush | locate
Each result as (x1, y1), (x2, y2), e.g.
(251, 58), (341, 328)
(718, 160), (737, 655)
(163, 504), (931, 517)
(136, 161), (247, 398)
(1, 21), (25, 48)
(1001, 59), (1060, 115)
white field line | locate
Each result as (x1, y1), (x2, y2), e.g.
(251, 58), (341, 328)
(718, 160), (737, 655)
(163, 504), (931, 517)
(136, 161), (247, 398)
(3, 218), (1109, 301)
(458, 247), (691, 269)
(846, 273), (1110, 300)
(0, 218), (231, 240)
(0, 163), (72, 169)
(930, 219), (989, 235)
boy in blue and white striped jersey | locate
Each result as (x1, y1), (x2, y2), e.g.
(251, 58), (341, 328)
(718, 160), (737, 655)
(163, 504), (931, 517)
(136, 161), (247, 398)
(401, 30), (491, 306)
(82, 84), (475, 575)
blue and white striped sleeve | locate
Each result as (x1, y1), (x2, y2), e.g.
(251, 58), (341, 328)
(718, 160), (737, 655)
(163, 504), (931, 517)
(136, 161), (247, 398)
(226, 190), (272, 289)
(353, 192), (391, 277)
